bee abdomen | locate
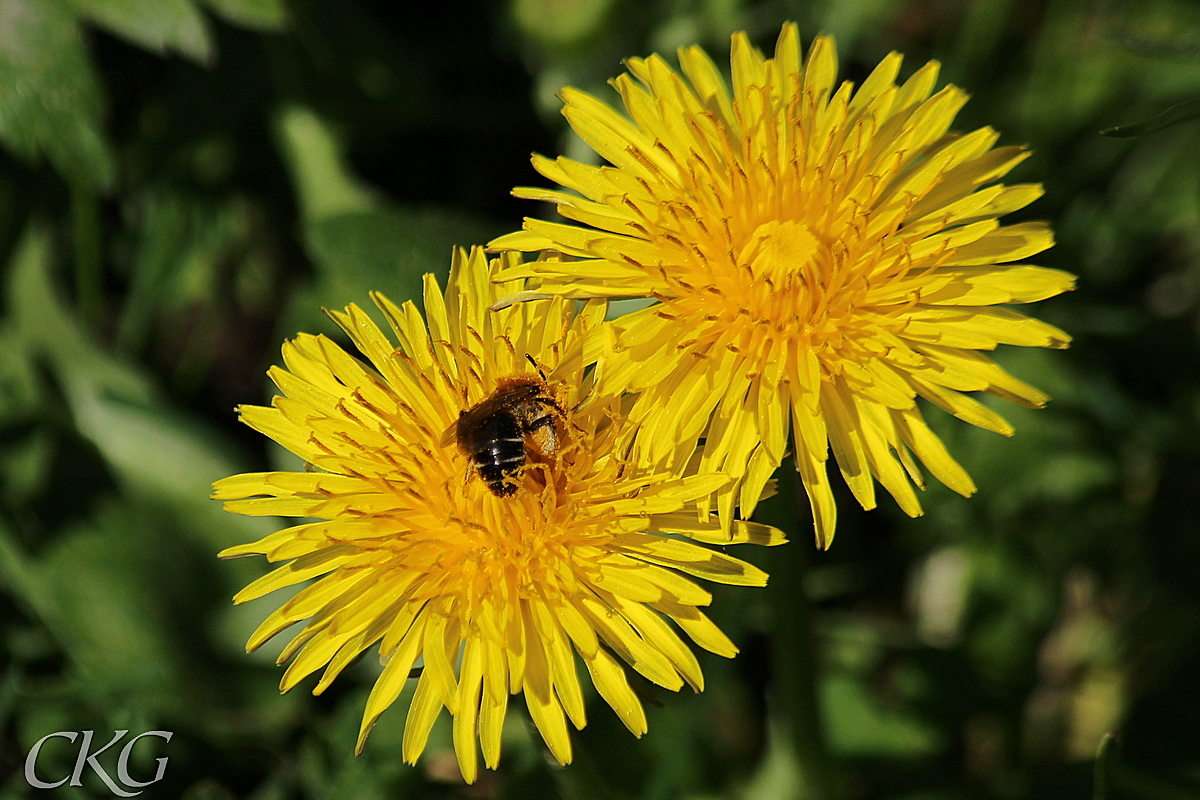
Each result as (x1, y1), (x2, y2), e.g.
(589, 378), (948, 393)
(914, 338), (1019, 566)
(466, 412), (526, 496)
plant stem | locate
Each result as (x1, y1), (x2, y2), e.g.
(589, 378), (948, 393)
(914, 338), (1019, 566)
(770, 470), (838, 800)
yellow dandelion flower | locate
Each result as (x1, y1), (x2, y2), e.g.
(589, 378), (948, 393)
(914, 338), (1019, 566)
(489, 23), (1075, 548)
(214, 247), (783, 783)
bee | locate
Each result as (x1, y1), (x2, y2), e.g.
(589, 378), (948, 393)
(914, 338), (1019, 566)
(449, 356), (567, 497)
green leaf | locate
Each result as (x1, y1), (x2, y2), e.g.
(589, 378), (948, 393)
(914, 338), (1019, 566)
(198, 0), (287, 31)
(65, 0), (213, 64)
(0, 328), (40, 419)
(0, 0), (114, 189)
(309, 208), (503, 298)
(274, 106), (503, 334)
(0, 503), (179, 709)
(116, 191), (256, 355)
(6, 224), (270, 549)
(115, 192), (193, 351)
(1101, 98), (1200, 138)
(19, 503), (185, 704)
(8, 224), (155, 404)
(823, 673), (943, 757)
(276, 106), (376, 223)
(280, 207), (505, 339)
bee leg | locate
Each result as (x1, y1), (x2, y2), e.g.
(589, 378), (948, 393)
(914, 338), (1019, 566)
(462, 458), (477, 491)
(524, 460), (556, 492)
(501, 467), (523, 495)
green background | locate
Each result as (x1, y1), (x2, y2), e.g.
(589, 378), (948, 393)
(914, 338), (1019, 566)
(2, 0), (1199, 798)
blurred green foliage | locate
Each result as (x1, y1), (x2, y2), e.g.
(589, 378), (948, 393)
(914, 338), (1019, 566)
(1, 0), (1200, 798)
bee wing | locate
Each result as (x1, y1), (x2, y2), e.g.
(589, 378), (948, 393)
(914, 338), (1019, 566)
(446, 381), (546, 452)
(439, 417), (460, 449)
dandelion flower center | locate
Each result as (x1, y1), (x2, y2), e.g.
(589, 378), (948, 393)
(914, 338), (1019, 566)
(741, 219), (822, 292)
